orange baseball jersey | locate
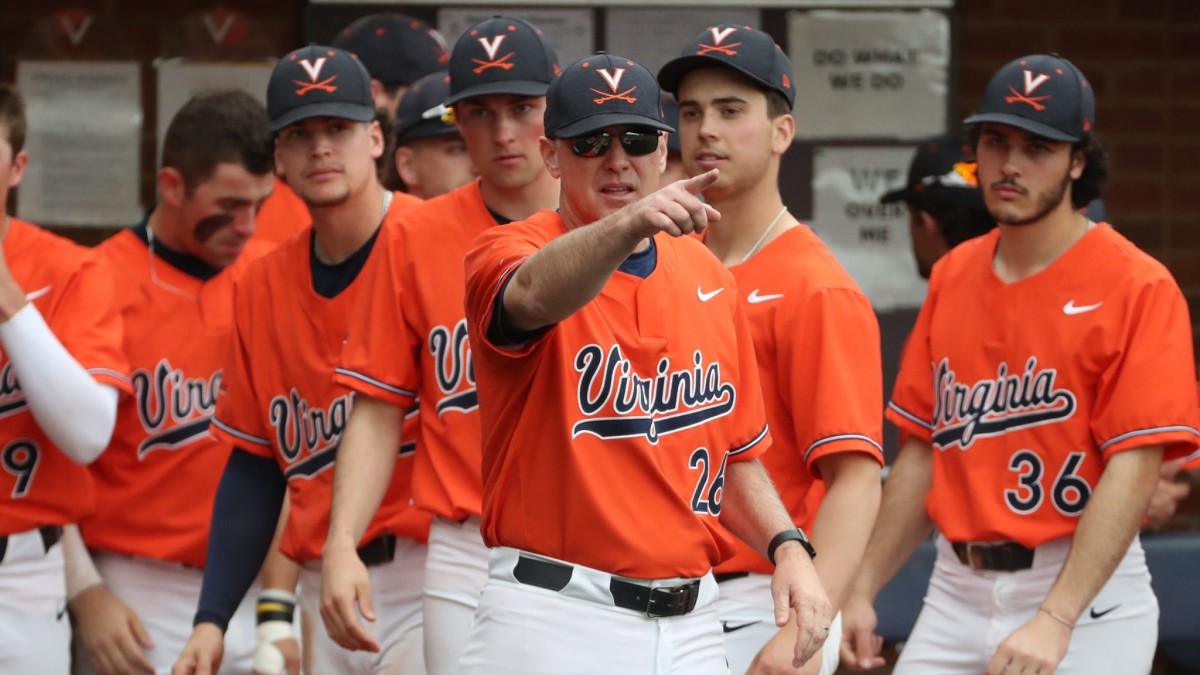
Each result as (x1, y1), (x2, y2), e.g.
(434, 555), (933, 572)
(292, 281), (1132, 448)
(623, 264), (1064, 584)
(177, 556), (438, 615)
(81, 227), (273, 568)
(252, 178), (309, 246)
(211, 196), (429, 563)
(888, 225), (1200, 548)
(0, 219), (131, 535)
(464, 210), (771, 579)
(336, 179), (491, 522)
(716, 225), (883, 576)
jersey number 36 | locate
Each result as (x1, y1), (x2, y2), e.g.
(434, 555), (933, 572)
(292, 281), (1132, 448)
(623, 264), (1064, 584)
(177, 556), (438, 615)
(1006, 450), (1091, 516)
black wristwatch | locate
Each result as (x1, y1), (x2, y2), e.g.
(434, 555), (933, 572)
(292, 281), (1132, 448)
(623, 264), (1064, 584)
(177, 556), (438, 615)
(767, 528), (817, 565)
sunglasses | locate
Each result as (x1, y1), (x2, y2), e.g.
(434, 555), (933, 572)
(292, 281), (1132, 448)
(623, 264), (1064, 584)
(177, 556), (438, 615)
(570, 130), (661, 158)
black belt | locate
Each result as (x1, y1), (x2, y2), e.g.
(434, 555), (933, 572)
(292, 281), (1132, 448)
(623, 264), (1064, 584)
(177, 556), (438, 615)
(513, 554), (701, 618)
(0, 525), (63, 564)
(357, 533), (397, 567)
(951, 541), (1035, 571)
(714, 572), (750, 583)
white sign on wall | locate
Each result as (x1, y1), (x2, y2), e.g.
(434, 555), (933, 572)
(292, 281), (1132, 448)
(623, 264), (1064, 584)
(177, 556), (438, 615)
(788, 9), (949, 140)
(16, 61), (142, 226)
(812, 145), (926, 310)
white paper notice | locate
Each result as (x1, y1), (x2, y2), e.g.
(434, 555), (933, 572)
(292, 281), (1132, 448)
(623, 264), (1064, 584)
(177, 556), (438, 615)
(812, 145), (926, 310)
(156, 59), (274, 161)
(788, 10), (949, 140)
(438, 8), (593, 68)
(605, 8), (759, 78)
(16, 61), (142, 226)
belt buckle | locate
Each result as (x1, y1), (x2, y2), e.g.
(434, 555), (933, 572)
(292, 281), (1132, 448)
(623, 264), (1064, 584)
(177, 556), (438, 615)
(965, 542), (987, 571)
(645, 580), (700, 618)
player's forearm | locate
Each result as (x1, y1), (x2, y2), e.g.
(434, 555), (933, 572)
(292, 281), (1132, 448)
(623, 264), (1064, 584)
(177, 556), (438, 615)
(195, 449), (286, 632)
(809, 454), (882, 611)
(260, 497), (300, 592)
(62, 524), (103, 602)
(851, 438), (935, 600)
(721, 459), (797, 557)
(325, 397), (403, 552)
(503, 212), (645, 332)
(0, 304), (119, 464)
(1041, 445), (1163, 624)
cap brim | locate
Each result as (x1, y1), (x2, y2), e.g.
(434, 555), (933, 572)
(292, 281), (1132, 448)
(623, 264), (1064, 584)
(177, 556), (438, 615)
(550, 112), (674, 139)
(963, 112), (1080, 142)
(268, 102), (375, 132)
(879, 187), (912, 204)
(444, 80), (550, 106)
(658, 55), (761, 96)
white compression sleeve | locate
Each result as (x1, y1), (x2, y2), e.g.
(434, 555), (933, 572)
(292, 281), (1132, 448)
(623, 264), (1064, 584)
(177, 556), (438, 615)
(0, 304), (119, 464)
(61, 524), (103, 600)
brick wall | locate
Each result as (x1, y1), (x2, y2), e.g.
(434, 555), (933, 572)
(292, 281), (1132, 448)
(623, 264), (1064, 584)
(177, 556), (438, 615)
(957, 0), (1200, 340)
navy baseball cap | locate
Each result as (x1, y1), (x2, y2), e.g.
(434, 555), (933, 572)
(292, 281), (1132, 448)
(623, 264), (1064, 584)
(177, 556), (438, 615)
(964, 54), (1095, 142)
(267, 45), (375, 132)
(394, 71), (458, 144)
(881, 134), (978, 206)
(333, 14), (448, 86)
(658, 24), (795, 107)
(445, 16), (560, 105)
(660, 93), (681, 154)
(545, 53), (674, 139)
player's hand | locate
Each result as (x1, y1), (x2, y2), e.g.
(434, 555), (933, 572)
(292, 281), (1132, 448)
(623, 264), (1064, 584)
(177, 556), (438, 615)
(1144, 458), (1190, 530)
(986, 611), (1071, 675)
(770, 542), (833, 669)
(747, 621), (822, 674)
(319, 543), (380, 652)
(251, 627), (299, 675)
(171, 623), (225, 675)
(0, 237), (28, 322)
(839, 592), (885, 670)
(70, 584), (156, 674)
(625, 169), (721, 239)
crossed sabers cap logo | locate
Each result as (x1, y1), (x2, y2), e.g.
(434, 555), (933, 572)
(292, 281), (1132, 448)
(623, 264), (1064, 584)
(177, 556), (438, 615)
(1005, 69), (1053, 112)
(293, 51), (337, 96)
(473, 33), (515, 74)
(592, 66), (637, 106)
(697, 26), (741, 57)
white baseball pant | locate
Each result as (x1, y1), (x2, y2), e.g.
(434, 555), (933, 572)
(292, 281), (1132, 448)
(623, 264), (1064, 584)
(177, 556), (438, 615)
(895, 534), (1157, 674)
(422, 516), (487, 675)
(714, 573), (841, 675)
(0, 528), (70, 673)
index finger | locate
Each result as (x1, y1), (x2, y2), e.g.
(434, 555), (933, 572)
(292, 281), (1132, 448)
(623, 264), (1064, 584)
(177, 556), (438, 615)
(680, 169), (719, 195)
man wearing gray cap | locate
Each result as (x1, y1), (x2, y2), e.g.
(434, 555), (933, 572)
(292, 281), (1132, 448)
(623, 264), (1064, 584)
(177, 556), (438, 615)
(453, 51), (830, 673)
(841, 54), (1199, 675)
(172, 44), (427, 675)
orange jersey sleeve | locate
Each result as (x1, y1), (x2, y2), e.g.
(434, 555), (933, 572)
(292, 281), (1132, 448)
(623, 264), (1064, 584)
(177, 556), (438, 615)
(0, 220), (131, 534)
(887, 226), (1200, 548)
(464, 211), (771, 579)
(717, 225), (883, 575)
(81, 228), (272, 568)
(211, 199), (430, 562)
(336, 180), (492, 521)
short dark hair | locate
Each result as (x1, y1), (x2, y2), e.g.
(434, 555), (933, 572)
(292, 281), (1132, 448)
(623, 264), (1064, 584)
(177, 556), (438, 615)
(765, 89), (791, 119)
(967, 125), (1107, 210)
(0, 84), (27, 154)
(917, 194), (997, 248)
(161, 89), (273, 191)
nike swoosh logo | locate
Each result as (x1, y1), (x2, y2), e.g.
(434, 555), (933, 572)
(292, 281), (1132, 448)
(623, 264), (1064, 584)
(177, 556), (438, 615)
(56, 601), (67, 621)
(25, 286), (51, 301)
(722, 620), (761, 634)
(1063, 300), (1103, 315)
(697, 287), (724, 302)
(1089, 604), (1119, 619)
(747, 289), (784, 304)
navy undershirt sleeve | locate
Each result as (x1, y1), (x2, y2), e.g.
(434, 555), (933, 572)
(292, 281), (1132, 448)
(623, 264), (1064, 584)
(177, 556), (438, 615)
(193, 448), (286, 631)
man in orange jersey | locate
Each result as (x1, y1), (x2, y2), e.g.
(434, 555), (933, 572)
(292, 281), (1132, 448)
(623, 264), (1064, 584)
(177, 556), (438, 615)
(322, 17), (560, 674)
(840, 54), (1200, 675)
(388, 71), (477, 200)
(67, 90), (275, 675)
(657, 25), (884, 675)
(0, 83), (131, 673)
(172, 45), (427, 675)
(456, 52), (829, 673)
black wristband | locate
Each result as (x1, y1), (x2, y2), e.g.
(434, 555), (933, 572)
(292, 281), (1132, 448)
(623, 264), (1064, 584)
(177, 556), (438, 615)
(767, 528), (816, 565)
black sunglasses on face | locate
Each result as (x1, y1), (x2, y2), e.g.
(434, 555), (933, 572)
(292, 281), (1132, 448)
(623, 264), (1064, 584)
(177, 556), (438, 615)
(570, 130), (661, 158)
